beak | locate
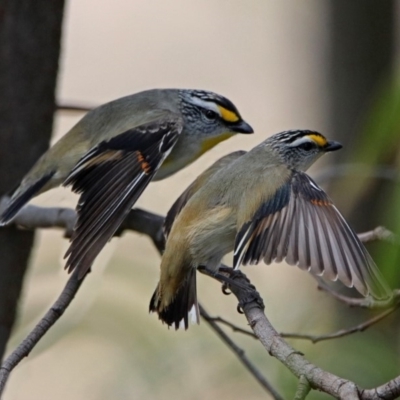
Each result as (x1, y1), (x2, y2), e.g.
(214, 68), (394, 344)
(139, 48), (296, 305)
(325, 140), (342, 152)
(231, 120), (254, 134)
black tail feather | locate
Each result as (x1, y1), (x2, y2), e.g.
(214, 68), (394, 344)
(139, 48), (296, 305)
(0, 172), (54, 225)
(150, 268), (199, 330)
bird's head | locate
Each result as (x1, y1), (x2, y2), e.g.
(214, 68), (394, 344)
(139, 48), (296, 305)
(263, 129), (342, 171)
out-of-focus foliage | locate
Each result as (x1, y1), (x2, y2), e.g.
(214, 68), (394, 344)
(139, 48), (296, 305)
(356, 77), (400, 283)
(332, 76), (400, 285)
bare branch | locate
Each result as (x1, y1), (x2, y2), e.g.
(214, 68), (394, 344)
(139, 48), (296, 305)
(0, 198), (165, 252)
(203, 302), (399, 345)
(0, 200), (282, 398)
(361, 376), (400, 400)
(197, 266), (400, 399)
(199, 305), (284, 400)
(206, 315), (257, 339)
(314, 163), (400, 186)
(315, 278), (400, 309)
(0, 269), (86, 396)
(357, 226), (399, 245)
(56, 102), (94, 113)
(0, 199), (282, 400)
(281, 305), (399, 343)
(117, 208), (165, 253)
(227, 275), (400, 399)
(1, 198), (400, 398)
(213, 271), (364, 399)
(0, 197), (77, 235)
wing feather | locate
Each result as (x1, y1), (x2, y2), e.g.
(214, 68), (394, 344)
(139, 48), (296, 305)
(63, 117), (183, 277)
(262, 211), (281, 264)
(274, 197), (293, 263)
(234, 171), (391, 299)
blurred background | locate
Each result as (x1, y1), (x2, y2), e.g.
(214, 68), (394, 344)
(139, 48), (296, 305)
(1, 1), (400, 399)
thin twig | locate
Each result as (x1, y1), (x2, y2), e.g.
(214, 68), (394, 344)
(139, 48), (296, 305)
(293, 375), (311, 400)
(220, 270), (363, 399)
(357, 226), (399, 245)
(315, 163), (400, 186)
(56, 102), (94, 113)
(0, 269), (86, 396)
(281, 305), (399, 343)
(207, 316), (257, 339)
(198, 272), (400, 399)
(199, 305), (284, 400)
(206, 305), (399, 345)
(315, 278), (400, 309)
(0, 199), (281, 399)
(2, 199), (400, 398)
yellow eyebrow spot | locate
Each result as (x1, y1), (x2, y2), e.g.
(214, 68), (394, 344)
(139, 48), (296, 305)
(307, 134), (327, 147)
(217, 105), (239, 123)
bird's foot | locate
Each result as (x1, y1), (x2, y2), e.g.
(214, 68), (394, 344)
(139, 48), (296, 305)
(198, 265), (265, 312)
(220, 267), (265, 313)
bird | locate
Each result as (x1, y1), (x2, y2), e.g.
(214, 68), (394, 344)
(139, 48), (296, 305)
(0, 88), (253, 278)
(150, 129), (392, 329)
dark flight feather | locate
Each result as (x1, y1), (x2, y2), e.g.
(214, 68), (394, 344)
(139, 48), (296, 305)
(0, 171), (55, 225)
(234, 171), (391, 299)
(149, 267), (198, 330)
(63, 118), (182, 278)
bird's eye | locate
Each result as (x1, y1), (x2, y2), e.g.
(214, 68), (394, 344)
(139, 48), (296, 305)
(298, 142), (315, 151)
(204, 109), (218, 120)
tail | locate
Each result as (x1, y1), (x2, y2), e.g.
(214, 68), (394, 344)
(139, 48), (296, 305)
(149, 268), (199, 330)
(0, 172), (55, 225)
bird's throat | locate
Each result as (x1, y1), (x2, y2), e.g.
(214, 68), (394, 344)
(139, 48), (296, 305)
(199, 132), (234, 156)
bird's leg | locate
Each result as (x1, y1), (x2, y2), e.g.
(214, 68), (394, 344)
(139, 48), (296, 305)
(218, 266), (265, 312)
(218, 266), (241, 295)
(198, 265), (265, 312)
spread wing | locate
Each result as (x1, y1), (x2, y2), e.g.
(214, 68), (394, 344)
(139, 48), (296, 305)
(164, 150), (246, 238)
(233, 171), (391, 299)
(63, 115), (183, 278)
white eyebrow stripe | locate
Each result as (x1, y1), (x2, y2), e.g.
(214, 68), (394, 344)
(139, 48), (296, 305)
(288, 136), (316, 147)
(188, 96), (222, 116)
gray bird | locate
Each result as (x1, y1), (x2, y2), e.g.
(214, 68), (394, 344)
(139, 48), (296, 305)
(0, 88), (253, 277)
(150, 129), (392, 329)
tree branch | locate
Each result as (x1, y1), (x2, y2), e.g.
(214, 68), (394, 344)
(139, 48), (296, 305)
(1, 199), (399, 399)
(280, 305), (399, 343)
(315, 163), (400, 187)
(0, 197), (165, 253)
(195, 302), (400, 345)
(199, 305), (284, 400)
(56, 102), (95, 113)
(224, 273), (399, 400)
(0, 199), (280, 398)
(356, 226), (399, 245)
(205, 315), (257, 339)
(315, 278), (400, 309)
(0, 269), (86, 396)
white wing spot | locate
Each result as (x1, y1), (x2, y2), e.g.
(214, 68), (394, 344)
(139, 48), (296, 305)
(309, 179), (322, 191)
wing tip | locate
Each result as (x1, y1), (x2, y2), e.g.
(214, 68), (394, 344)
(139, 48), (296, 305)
(0, 172), (55, 225)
